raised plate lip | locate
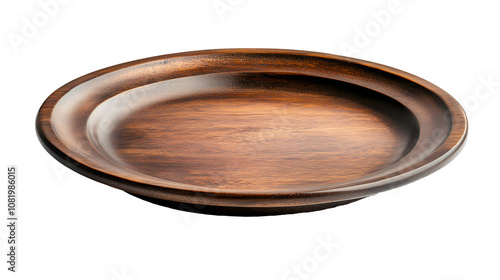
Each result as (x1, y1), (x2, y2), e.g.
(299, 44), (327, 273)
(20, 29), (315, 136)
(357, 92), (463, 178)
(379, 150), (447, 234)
(36, 48), (468, 207)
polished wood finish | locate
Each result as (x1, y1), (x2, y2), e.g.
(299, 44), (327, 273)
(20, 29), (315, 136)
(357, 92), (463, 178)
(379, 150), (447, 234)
(36, 49), (468, 215)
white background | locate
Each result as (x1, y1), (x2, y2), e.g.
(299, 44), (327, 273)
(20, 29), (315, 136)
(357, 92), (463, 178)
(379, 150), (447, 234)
(1, 0), (499, 279)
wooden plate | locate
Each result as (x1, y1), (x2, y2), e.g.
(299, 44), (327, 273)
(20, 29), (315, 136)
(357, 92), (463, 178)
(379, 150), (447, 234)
(36, 49), (467, 216)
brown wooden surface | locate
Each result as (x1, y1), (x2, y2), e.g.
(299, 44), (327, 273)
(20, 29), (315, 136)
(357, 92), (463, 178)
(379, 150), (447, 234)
(36, 49), (468, 215)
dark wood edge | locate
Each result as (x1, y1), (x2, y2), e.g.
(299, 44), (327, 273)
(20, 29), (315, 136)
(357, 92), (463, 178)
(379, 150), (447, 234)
(36, 48), (468, 208)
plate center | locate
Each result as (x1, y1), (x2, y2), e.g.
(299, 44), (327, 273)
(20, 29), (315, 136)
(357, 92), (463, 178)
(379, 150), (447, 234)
(98, 86), (418, 191)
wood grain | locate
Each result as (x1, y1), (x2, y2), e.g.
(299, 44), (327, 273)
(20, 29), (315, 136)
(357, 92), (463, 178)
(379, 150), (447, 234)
(36, 49), (468, 215)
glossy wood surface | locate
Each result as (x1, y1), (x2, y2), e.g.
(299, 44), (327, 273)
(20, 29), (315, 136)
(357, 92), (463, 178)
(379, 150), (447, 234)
(36, 49), (467, 215)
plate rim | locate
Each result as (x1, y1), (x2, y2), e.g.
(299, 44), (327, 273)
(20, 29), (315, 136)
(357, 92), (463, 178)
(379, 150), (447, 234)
(36, 48), (468, 207)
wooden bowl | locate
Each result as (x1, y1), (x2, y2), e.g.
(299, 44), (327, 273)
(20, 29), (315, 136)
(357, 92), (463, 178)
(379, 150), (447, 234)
(36, 49), (468, 216)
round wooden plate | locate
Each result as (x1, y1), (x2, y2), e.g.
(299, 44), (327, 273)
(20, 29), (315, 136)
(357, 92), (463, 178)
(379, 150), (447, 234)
(36, 49), (467, 216)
